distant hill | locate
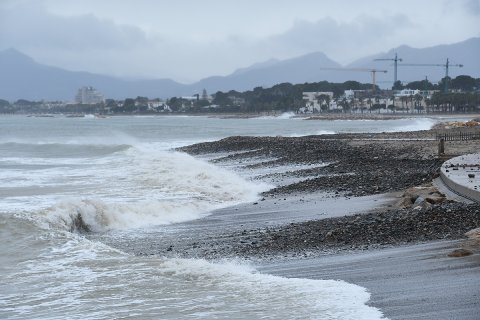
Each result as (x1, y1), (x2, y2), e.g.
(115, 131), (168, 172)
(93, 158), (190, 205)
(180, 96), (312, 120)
(0, 48), (185, 101)
(190, 52), (342, 93)
(1, 37), (479, 101)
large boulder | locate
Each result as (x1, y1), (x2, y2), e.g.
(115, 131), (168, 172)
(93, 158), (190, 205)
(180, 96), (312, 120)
(396, 185), (446, 209)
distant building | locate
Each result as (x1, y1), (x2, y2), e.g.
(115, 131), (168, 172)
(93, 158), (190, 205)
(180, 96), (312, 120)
(228, 95), (245, 105)
(302, 92), (334, 112)
(75, 86), (105, 104)
(395, 89), (420, 97)
(201, 89), (210, 101)
(343, 89), (368, 99)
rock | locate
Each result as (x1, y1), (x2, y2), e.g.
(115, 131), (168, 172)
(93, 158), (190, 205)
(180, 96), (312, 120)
(425, 194), (445, 204)
(448, 248), (473, 257)
(465, 228), (480, 240)
(413, 196), (425, 206)
(395, 196), (413, 208)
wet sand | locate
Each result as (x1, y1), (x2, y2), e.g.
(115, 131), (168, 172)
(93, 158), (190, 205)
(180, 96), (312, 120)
(174, 128), (480, 319)
(260, 240), (480, 320)
(98, 189), (480, 320)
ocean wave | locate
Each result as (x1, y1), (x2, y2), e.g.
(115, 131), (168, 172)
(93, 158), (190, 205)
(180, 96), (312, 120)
(286, 130), (336, 137)
(0, 220), (384, 320)
(255, 112), (298, 120)
(36, 149), (271, 232)
(38, 198), (218, 232)
(385, 118), (436, 132)
(0, 142), (132, 158)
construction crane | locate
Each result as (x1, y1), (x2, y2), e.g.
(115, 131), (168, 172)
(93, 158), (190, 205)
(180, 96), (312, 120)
(374, 53), (402, 84)
(319, 67), (387, 92)
(397, 58), (463, 92)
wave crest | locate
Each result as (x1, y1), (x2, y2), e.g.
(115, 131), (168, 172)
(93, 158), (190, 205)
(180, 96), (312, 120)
(39, 151), (271, 232)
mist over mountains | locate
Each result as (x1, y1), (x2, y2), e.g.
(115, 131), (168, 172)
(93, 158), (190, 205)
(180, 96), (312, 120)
(1, 37), (479, 101)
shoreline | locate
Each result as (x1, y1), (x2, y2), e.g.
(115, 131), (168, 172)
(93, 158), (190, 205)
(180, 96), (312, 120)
(259, 239), (480, 320)
(174, 127), (480, 319)
(5, 112), (480, 122)
(94, 126), (480, 319)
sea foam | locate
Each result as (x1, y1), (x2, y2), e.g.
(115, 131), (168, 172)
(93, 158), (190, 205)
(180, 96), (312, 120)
(38, 146), (271, 232)
(385, 117), (436, 132)
(2, 226), (385, 320)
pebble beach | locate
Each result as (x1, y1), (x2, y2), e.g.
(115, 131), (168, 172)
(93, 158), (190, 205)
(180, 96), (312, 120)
(88, 121), (480, 319)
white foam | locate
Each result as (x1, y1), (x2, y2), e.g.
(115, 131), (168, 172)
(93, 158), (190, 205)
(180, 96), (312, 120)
(276, 111), (297, 119)
(3, 228), (385, 320)
(38, 147), (271, 231)
(316, 129), (336, 135)
(153, 258), (386, 319)
(286, 130), (336, 137)
(385, 118), (436, 132)
(255, 112), (299, 120)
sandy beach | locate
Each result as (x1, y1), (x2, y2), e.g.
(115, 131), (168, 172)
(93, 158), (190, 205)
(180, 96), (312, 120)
(92, 124), (480, 319)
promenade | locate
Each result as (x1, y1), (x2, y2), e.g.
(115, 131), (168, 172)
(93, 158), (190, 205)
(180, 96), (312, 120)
(440, 153), (480, 202)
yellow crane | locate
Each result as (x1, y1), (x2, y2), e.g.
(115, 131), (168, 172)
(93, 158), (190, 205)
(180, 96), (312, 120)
(374, 53), (402, 84)
(397, 58), (463, 92)
(320, 67), (387, 92)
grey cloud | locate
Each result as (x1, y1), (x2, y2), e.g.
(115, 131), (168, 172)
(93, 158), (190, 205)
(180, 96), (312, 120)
(0, 1), (474, 82)
(264, 14), (414, 62)
(0, 3), (150, 51)
(466, 0), (480, 14)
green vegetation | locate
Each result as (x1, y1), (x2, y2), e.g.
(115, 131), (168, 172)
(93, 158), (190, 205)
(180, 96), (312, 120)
(1, 75), (479, 115)
(395, 75), (480, 92)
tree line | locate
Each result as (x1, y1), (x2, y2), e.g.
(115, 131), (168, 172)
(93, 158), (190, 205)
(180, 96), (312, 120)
(1, 75), (479, 114)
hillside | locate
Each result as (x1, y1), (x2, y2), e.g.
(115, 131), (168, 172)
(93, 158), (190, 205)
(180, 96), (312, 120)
(1, 37), (479, 101)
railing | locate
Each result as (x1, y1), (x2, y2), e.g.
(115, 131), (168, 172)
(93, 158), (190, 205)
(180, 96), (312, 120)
(435, 131), (480, 141)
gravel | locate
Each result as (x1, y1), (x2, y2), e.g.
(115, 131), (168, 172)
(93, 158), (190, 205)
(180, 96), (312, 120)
(156, 130), (480, 260)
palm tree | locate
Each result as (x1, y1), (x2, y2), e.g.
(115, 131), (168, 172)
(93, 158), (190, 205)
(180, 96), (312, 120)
(424, 98), (431, 113)
(359, 97), (365, 114)
(390, 95), (396, 113)
(366, 98), (373, 113)
(400, 96), (407, 112)
(317, 94), (330, 113)
(414, 94), (423, 113)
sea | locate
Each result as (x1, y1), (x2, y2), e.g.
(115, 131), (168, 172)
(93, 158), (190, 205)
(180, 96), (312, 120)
(0, 114), (444, 319)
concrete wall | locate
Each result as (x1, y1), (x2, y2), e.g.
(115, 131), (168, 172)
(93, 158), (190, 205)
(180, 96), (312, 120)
(440, 153), (480, 203)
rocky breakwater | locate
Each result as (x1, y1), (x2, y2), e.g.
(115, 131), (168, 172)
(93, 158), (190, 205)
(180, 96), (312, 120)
(179, 134), (443, 198)
(149, 201), (480, 260)
(174, 131), (480, 260)
(224, 202), (480, 259)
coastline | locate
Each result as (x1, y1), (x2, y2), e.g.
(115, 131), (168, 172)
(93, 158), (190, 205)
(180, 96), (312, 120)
(259, 239), (480, 320)
(176, 127), (480, 319)
(94, 125), (480, 319)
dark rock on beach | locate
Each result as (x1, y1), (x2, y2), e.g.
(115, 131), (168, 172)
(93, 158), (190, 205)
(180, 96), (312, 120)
(226, 202), (480, 258)
(179, 134), (443, 197)
(129, 201), (480, 261)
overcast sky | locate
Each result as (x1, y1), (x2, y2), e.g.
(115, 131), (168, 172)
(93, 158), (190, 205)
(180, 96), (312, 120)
(1, 0), (479, 83)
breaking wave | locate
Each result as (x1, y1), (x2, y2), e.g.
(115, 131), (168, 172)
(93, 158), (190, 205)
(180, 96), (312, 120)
(385, 118), (436, 132)
(36, 147), (270, 232)
(0, 142), (131, 158)
(0, 216), (385, 319)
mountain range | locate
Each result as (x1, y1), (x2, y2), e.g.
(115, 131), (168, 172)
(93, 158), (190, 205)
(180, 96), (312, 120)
(1, 37), (479, 101)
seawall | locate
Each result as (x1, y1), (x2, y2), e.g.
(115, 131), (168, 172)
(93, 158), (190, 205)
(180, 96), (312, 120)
(440, 153), (480, 202)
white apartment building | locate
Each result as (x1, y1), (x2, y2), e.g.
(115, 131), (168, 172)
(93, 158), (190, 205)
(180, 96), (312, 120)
(302, 92), (334, 112)
(75, 86), (105, 104)
(394, 89), (420, 97)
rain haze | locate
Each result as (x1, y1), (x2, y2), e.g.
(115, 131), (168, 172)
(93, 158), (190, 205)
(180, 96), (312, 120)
(2, 2), (480, 320)
(1, 0), (479, 82)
